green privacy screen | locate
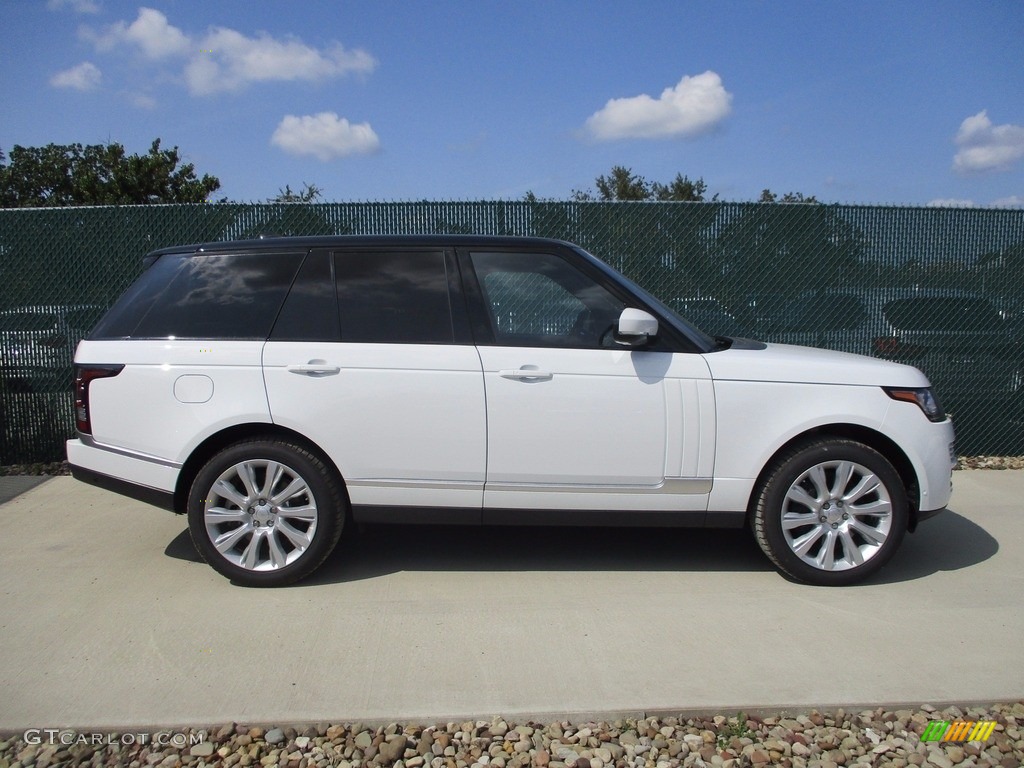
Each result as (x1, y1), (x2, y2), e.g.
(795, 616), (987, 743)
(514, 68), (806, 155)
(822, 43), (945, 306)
(1, 201), (1022, 463)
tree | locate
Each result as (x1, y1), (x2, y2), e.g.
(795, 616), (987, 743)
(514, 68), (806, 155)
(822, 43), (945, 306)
(0, 139), (220, 207)
(270, 182), (323, 203)
(758, 189), (819, 204)
(652, 173), (717, 202)
(572, 166), (715, 202)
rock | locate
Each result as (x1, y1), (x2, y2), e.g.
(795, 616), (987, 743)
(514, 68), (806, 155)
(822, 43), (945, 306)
(295, 736), (310, 750)
(266, 728), (286, 745)
(355, 732), (374, 749)
(379, 737), (410, 764)
(191, 741), (216, 757)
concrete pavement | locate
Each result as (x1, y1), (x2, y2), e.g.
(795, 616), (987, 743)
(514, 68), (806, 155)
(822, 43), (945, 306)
(0, 471), (1021, 731)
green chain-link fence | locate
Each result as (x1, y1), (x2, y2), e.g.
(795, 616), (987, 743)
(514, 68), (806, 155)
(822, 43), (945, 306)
(2, 201), (1023, 463)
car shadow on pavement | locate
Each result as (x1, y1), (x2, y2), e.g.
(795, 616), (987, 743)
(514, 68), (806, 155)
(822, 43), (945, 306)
(162, 508), (996, 587)
(163, 523), (771, 582)
(164, 529), (204, 563)
(864, 507), (998, 585)
(312, 524), (773, 585)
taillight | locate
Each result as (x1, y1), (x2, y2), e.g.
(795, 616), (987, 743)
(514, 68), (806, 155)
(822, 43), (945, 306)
(873, 336), (925, 359)
(73, 364), (124, 434)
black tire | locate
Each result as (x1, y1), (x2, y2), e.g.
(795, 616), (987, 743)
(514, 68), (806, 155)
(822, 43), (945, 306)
(752, 439), (908, 586)
(187, 438), (346, 587)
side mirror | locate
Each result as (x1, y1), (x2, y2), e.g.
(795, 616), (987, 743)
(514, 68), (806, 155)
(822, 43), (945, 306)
(615, 308), (659, 346)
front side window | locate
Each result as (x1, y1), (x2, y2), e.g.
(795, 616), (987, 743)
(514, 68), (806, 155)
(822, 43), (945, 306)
(470, 251), (625, 348)
(334, 250), (453, 343)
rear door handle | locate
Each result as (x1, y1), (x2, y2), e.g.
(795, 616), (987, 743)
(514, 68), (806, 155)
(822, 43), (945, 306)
(499, 368), (553, 382)
(287, 360), (341, 377)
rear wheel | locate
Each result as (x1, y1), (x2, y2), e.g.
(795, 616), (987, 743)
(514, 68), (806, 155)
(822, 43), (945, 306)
(187, 439), (346, 587)
(752, 439), (908, 586)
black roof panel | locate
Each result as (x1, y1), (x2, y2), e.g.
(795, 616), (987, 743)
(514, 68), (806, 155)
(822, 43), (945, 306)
(147, 234), (576, 257)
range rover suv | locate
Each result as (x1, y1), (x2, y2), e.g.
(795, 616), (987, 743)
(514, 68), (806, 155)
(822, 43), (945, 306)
(67, 236), (955, 587)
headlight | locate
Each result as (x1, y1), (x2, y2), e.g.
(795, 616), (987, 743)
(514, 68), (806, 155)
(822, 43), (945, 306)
(883, 387), (946, 422)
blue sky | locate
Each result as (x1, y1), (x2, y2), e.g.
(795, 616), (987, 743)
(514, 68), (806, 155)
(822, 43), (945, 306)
(3, 0), (1023, 206)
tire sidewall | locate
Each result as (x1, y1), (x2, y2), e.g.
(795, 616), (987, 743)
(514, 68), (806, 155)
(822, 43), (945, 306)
(756, 441), (908, 586)
(187, 439), (344, 587)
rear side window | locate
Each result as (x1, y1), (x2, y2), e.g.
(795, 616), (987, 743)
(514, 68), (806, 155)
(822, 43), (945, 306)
(334, 250), (453, 343)
(884, 298), (1004, 333)
(90, 251), (304, 340)
(271, 250), (340, 342)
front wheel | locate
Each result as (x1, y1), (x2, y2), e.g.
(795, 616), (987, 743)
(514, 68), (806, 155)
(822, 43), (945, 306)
(752, 439), (908, 586)
(187, 439), (346, 587)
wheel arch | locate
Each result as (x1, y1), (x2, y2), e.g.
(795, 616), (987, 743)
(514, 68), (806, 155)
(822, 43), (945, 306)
(746, 423), (923, 530)
(172, 423), (347, 514)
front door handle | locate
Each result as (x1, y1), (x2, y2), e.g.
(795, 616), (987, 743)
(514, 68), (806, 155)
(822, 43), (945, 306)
(499, 368), (553, 382)
(287, 360), (341, 377)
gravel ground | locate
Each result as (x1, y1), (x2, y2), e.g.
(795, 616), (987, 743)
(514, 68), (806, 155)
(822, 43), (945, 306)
(2, 703), (1022, 768)
(955, 457), (1024, 470)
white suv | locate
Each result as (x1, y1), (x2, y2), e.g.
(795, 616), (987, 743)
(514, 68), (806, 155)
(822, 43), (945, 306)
(67, 236), (955, 587)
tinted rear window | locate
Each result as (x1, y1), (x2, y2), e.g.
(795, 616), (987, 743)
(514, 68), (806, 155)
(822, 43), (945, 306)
(883, 298), (1004, 332)
(90, 251), (304, 340)
(270, 250), (340, 342)
(334, 250), (453, 343)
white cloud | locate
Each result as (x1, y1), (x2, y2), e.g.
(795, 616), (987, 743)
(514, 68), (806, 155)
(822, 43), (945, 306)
(271, 112), (381, 161)
(130, 92), (157, 109)
(84, 7), (191, 59)
(186, 28), (375, 95)
(48, 0), (100, 14)
(927, 198), (976, 208)
(584, 71), (732, 141)
(953, 110), (1024, 174)
(992, 195), (1024, 208)
(50, 61), (102, 91)
(82, 7), (375, 96)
